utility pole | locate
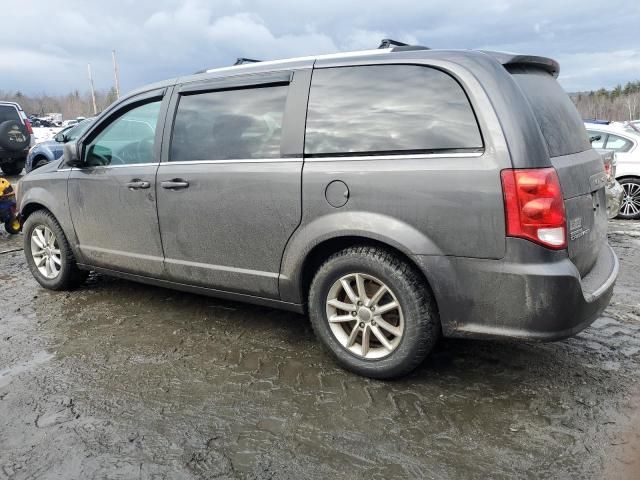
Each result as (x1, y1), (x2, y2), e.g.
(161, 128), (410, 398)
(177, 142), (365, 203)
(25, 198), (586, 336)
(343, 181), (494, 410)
(87, 63), (98, 115)
(112, 50), (121, 99)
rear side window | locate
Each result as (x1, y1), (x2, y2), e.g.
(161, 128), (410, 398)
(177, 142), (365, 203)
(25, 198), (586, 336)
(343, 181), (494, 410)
(606, 134), (633, 153)
(0, 105), (20, 123)
(305, 65), (483, 156)
(510, 67), (591, 157)
(171, 86), (288, 161)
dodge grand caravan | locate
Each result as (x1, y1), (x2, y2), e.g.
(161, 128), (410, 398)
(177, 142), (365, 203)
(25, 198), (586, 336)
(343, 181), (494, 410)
(17, 42), (618, 378)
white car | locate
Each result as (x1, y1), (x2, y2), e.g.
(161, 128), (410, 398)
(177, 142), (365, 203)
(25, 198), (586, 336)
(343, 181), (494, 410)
(585, 121), (640, 219)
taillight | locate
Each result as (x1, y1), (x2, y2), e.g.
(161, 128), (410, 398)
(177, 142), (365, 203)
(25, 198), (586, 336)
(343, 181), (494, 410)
(604, 161), (612, 181)
(500, 167), (567, 250)
(24, 118), (33, 135)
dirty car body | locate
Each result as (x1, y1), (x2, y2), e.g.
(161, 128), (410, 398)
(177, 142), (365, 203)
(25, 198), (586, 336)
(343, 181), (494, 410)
(17, 45), (618, 378)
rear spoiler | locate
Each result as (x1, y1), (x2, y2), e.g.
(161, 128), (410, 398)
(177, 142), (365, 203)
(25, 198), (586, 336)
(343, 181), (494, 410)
(480, 51), (560, 78)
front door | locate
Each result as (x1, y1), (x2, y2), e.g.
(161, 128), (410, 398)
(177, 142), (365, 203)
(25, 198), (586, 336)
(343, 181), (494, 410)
(68, 92), (167, 277)
(155, 71), (308, 299)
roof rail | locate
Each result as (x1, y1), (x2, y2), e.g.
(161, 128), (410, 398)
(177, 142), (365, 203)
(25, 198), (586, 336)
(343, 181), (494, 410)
(234, 57), (261, 65)
(378, 39), (408, 49)
(378, 38), (430, 51)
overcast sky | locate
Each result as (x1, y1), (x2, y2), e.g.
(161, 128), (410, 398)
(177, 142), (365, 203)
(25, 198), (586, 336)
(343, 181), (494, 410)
(1, 0), (639, 96)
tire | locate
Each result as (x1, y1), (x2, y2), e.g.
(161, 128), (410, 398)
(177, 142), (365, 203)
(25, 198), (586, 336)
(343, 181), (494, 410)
(4, 217), (21, 234)
(0, 159), (25, 176)
(618, 178), (640, 220)
(308, 246), (439, 379)
(31, 157), (48, 171)
(0, 120), (30, 152)
(23, 210), (88, 290)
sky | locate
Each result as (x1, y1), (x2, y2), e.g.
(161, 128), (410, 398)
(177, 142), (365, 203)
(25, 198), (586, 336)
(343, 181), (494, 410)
(1, 0), (639, 96)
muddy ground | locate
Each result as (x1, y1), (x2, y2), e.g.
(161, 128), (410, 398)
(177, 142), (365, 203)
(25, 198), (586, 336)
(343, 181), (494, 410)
(1, 196), (639, 478)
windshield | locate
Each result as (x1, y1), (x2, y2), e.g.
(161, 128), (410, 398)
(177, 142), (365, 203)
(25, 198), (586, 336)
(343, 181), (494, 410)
(65, 118), (94, 141)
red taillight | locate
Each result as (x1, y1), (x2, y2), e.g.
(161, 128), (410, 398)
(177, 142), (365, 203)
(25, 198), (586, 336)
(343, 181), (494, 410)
(500, 167), (567, 250)
(24, 118), (33, 135)
(604, 161), (612, 180)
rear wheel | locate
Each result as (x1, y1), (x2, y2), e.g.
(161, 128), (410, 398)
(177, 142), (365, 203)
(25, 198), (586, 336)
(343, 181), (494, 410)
(0, 159), (25, 176)
(308, 246), (439, 379)
(23, 210), (88, 290)
(618, 178), (640, 220)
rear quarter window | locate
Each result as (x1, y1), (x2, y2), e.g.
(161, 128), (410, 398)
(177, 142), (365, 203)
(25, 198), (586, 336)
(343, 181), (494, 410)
(0, 105), (20, 124)
(304, 65), (483, 156)
(509, 67), (591, 158)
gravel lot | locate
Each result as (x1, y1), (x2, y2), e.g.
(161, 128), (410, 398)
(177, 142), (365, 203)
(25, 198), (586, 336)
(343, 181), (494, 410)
(1, 180), (639, 479)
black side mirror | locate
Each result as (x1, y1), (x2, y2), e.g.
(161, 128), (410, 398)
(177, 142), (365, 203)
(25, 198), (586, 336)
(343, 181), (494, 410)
(63, 142), (83, 167)
(589, 135), (601, 144)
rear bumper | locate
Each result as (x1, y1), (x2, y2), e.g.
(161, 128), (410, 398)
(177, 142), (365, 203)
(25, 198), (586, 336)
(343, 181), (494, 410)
(414, 238), (618, 341)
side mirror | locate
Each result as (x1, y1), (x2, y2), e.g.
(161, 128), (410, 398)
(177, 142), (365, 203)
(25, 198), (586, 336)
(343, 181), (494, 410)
(54, 132), (66, 143)
(63, 142), (83, 168)
(589, 135), (601, 144)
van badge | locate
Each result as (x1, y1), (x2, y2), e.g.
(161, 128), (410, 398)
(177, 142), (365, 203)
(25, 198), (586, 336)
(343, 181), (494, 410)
(569, 217), (589, 241)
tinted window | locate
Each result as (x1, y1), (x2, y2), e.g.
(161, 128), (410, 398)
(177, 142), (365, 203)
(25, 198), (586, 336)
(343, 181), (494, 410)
(85, 101), (160, 166)
(171, 86), (287, 161)
(0, 105), (20, 123)
(606, 134), (632, 152)
(510, 67), (591, 157)
(304, 65), (482, 156)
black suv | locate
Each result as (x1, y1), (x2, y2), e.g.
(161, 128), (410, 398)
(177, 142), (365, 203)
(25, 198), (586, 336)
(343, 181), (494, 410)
(0, 101), (34, 175)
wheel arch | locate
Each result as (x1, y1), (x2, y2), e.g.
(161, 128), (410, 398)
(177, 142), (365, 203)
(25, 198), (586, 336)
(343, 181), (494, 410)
(279, 212), (442, 307)
(21, 201), (51, 222)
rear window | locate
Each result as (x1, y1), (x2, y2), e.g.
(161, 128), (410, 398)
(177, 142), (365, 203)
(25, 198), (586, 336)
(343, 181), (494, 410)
(305, 65), (483, 156)
(509, 67), (591, 157)
(0, 105), (20, 123)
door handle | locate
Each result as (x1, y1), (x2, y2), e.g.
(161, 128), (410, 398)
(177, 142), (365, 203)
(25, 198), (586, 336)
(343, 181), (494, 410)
(161, 179), (190, 190)
(126, 180), (151, 190)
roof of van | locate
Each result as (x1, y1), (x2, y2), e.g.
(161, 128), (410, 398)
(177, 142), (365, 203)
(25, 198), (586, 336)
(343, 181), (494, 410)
(118, 47), (560, 106)
(201, 48), (559, 78)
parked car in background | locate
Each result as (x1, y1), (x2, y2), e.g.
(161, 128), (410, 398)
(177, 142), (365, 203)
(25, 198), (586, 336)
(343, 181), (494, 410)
(18, 44), (618, 378)
(585, 121), (640, 219)
(26, 118), (94, 173)
(61, 117), (87, 129)
(0, 101), (35, 175)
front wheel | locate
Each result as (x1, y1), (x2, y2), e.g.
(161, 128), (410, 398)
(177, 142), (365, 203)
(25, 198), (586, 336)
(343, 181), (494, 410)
(618, 178), (640, 220)
(23, 210), (88, 290)
(308, 246), (439, 379)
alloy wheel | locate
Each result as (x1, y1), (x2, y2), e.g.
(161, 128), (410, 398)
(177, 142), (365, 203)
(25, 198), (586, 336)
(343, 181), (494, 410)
(326, 273), (404, 359)
(31, 225), (62, 279)
(621, 182), (640, 217)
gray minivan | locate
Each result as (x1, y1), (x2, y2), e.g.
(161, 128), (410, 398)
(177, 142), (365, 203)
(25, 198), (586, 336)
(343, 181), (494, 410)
(17, 43), (618, 378)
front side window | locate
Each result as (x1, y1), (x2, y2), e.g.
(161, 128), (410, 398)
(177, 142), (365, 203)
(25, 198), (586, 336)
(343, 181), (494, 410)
(85, 101), (161, 166)
(305, 65), (483, 156)
(605, 134), (633, 152)
(170, 86), (288, 162)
